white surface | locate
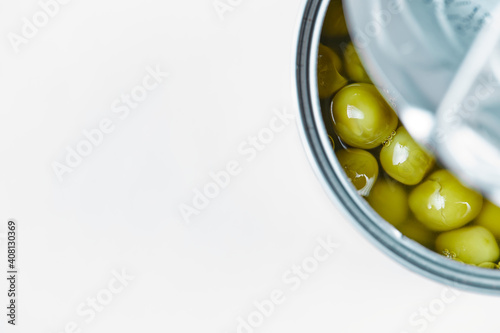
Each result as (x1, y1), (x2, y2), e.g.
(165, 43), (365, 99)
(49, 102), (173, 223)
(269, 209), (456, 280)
(1, 0), (500, 332)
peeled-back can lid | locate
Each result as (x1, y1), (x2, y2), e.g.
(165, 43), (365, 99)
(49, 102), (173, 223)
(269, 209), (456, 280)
(343, 0), (500, 205)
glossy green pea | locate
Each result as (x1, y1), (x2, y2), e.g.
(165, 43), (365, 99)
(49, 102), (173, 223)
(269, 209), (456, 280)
(336, 149), (378, 196)
(380, 127), (435, 185)
(436, 226), (499, 265)
(343, 42), (372, 83)
(321, 0), (349, 38)
(317, 44), (348, 99)
(477, 262), (500, 269)
(409, 170), (483, 231)
(331, 83), (398, 149)
(367, 178), (408, 227)
(397, 218), (437, 250)
(474, 201), (500, 240)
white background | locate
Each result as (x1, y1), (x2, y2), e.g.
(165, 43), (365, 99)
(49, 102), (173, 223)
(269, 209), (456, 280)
(1, 0), (500, 332)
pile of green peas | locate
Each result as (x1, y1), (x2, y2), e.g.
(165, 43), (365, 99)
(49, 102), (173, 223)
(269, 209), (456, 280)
(318, 0), (500, 269)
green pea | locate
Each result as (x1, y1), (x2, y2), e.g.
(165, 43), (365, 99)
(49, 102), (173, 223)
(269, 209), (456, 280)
(477, 262), (499, 269)
(331, 83), (398, 149)
(317, 44), (348, 99)
(343, 42), (372, 83)
(436, 226), (499, 265)
(380, 127), (435, 185)
(336, 148), (378, 196)
(397, 218), (437, 250)
(321, 0), (349, 38)
(409, 170), (483, 231)
(474, 201), (500, 240)
(367, 178), (408, 227)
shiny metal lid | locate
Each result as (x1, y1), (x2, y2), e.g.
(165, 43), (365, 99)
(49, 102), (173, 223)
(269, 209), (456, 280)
(343, 0), (500, 204)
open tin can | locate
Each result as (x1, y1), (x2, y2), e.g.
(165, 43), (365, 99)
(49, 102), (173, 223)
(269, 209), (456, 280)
(295, 0), (500, 294)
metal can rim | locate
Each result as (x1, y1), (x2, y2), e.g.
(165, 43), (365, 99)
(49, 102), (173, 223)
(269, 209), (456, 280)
(294, 0), (500, 295)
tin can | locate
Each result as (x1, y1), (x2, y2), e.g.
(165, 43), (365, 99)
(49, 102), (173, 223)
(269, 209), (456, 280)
(295, 0), (500, 294)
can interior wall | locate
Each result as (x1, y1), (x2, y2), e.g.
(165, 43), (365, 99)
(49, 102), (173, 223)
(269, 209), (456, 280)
(295, 0), (500, 294)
